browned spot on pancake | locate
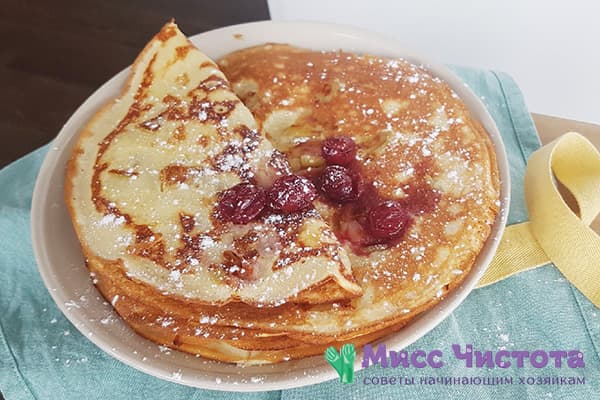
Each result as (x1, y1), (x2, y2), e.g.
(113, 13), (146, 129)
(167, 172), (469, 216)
(197, 135), (210, 147)
(168, 124), (186, 143)
(221, 250), (247, 279)
(176, 45), (193, 59)
(165, 104), (187, 121)
(359, 133), (391, 161)
(91, 163), (111, 214)
(187, 75), (230, 99)
(160, 164), (189, 187)
(274, 245), (338, 271)
(233, 125), (260, 153)
(159, 95), (187, 120)
(234, 230), (260, 251)
(339, 262), (356, 283)
(157, 24), (177, 42)
(130, 225), (168, 268)
(139, 115), (163, 131)
(199, 61), (215, 69)
(221, 230), (261, 281)
(200, 74), (229, 91)
(235, 125), (259, 141)
(190, 99), (237, 123)
(163, 94), (179, 104)
(139, 86), (239, 126)
(173, 335), (183, 346)
(176, 232), (205, 269)
(158, 94), (238, 124)
(179, 213), (196, 234)
(210, 244), (257, 284)
(90, 165), (132, 224)
(108, 168), (139, 178)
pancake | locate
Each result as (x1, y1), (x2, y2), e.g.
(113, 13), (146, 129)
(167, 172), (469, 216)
(67, 25), (500, 365)
(65, 23), (362, 308)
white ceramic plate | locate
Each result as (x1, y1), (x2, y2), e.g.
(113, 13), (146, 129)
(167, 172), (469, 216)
(31, 21), (510, 392)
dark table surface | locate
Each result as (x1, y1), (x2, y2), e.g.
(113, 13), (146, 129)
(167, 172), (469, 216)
(0, 0), (270, 168)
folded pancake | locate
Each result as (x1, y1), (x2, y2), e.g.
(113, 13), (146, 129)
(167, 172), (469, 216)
(65, 23), (362, 308)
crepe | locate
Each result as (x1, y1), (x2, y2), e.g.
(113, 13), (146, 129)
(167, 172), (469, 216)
(65, 23), (361, 308)
(67, 25), (500, 365)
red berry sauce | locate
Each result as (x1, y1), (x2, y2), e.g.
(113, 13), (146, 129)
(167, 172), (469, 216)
(214, 135), (438, 252)
(316, 136), (434, 249)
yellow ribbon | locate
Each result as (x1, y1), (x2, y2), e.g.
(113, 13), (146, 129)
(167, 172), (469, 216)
(477, 132), (600, 308)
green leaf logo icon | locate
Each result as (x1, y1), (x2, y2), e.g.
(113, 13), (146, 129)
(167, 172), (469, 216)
(324, 344), (356, 383)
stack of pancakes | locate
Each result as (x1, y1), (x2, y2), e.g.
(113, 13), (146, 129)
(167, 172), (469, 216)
(65, 23), (499, 364)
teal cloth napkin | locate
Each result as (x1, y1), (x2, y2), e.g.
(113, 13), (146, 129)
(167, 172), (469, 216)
(1, 67), (598, 399)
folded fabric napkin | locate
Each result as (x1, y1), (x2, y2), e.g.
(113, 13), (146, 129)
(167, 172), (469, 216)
(1, 67), (598, 400)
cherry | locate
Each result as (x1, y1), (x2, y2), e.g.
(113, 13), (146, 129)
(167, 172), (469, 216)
(267, 175), (317, 214)
(319, 165), (362, 202)
(216, 182), (266, 224)
(366, 201), (410, 240)
(322, 136), (357, 166)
